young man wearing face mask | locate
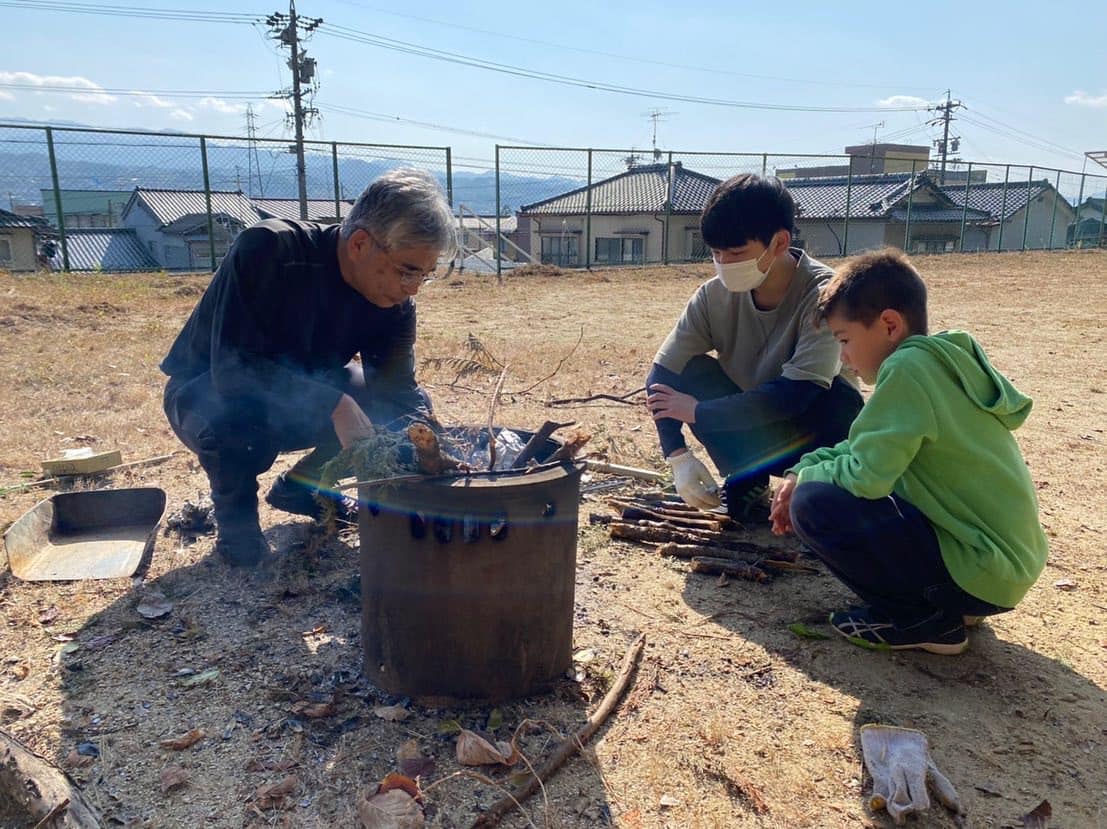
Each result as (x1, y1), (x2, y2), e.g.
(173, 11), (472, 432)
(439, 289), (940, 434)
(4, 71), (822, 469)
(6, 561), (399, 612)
(646, 173), (863, 520)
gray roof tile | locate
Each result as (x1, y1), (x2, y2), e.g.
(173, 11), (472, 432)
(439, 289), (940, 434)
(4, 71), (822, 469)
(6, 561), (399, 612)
(49, 229), (159, 272)
(253, 198), (353, 222)
(939, 180), (1054, 222)
(0, 208), (50, 230)
(519, 163), (720, 215)
(125, 188), (261, 228)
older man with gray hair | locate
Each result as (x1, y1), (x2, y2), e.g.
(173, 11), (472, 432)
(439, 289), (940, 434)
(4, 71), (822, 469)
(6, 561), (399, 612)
(161, 169), (456, 567)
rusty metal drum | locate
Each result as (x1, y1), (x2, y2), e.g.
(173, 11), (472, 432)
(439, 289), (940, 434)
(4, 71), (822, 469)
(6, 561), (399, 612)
(358, 460), (583, 704)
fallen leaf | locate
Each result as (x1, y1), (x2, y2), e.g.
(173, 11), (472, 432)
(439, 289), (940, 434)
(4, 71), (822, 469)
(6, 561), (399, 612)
(136, 590), (174, 619)
(396, 740), (436, 779)
(716, 572), (730, 587)
(659, 794), (682, 808)
(456, 729), (518, 766)
(254, 775), (299, 810)
(357, 787), (425, 829)
(301, 624), (328, 637)
(65, 749), (94, 769)
(373, 704), (410, 722)
(291, 700), (336, 719)
(379, 772), (422, 802)
(436, 718), (461, 735)
(10, 664), (29, 680)
(1053, 579), (1077, 591)
(180, 668), (220, 688)
(788, 622), (830, 640)
(84, 634), (118, 651)
(37, 606), (59, 625)
(159, 765), (190, 794)
(159, 728), (205, 750)
(572, 648), (596, 664)
(1018, 799), (1051, 829)
(487, 708), (503, 731)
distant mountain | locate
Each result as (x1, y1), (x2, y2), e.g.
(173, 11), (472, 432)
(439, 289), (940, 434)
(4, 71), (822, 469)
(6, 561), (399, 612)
(0, 125), (583, 216)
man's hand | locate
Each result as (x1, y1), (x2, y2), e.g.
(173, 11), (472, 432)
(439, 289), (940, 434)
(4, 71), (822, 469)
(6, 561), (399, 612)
(667, 450), (720, 510)
(770, 473), (798, 536)
(647, 383), (699, 424)
(331, 394), (374, 448)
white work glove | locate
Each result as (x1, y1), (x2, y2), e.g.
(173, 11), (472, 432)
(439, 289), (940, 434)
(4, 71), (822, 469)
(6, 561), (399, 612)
(859, 724), (963, 825)
(667, 450), (720, 511)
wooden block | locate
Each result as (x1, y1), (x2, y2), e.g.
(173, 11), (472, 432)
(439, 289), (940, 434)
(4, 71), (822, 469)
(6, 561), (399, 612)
(41, 449), (122, 476)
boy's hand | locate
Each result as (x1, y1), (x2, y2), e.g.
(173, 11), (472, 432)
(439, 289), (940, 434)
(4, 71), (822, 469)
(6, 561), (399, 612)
(770, 473), (798, 536)
(647, 383), (698, 424)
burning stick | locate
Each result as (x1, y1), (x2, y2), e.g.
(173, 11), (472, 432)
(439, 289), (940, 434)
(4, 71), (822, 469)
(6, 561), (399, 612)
(406, 423), (464, 475)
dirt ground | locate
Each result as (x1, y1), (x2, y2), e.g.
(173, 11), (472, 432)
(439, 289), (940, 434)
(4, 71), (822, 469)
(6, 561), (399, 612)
(0, 250), (1105, 829)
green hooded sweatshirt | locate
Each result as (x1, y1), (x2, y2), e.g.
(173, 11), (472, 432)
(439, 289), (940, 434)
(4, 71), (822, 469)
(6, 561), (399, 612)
(789, 330), (1048, 608)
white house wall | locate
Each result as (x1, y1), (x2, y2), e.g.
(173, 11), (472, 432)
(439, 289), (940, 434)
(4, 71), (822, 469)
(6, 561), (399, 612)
(989, 194), (1074, 251)
(0, 229), (38, 272)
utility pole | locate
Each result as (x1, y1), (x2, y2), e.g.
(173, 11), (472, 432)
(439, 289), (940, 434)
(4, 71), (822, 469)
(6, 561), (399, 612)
(267, 1), (322, 219)
(928, 90), (964, 184)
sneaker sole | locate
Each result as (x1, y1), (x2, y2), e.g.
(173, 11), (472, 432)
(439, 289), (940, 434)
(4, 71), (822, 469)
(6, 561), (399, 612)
(830, 616), (969, 656)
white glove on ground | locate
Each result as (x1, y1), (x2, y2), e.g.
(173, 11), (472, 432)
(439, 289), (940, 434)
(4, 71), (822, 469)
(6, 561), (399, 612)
(860, 724), (963, 825)
(667, 450), (720, 511)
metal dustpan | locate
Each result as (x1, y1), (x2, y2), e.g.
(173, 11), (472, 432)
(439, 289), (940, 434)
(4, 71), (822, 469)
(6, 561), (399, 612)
(3, 487), (166, 581)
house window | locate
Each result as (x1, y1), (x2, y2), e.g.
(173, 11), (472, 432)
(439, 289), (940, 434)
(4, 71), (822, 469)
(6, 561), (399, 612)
(912, 238), (956, 254)
(594, 237), (644, 265)
(540, 234), (579, 267)
(0, 238), (11, 262)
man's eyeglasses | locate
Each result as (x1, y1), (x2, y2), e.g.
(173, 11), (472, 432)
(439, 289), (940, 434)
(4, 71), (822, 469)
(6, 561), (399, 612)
(370, 233), (438, 287)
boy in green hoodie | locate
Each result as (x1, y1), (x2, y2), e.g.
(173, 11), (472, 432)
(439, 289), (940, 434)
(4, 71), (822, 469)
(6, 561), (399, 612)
(769, 249), (1048, 655)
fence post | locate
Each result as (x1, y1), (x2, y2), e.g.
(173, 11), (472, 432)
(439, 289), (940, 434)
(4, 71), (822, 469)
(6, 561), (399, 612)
(494, 145), (501, 280)
(1048, 169), (1060, 250)
(996, 165), (1010, 251)
(45, 127), (69, 272)
(331, 142), (341, 221)
(1071, 173), (1086, 248)
(663, 151), (673, 265)
(904, 160), (916, 252)
(585, 149), (593, 269)
(445, 147), (453, 209)
(842, 166), (853, 255)
(761, 153), (767, 177)
(200, 136), (216, 272)
(1021, 166), (1033, 251)
(1098, 177), (1107, 247)
(958, 163), (972, 252)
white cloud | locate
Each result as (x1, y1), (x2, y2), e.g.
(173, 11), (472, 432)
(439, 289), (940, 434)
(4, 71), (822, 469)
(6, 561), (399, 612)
(1064, 90), (1107, 108)
(199, 96), (247, 115)
(877, 95), (931, 109)
(0, 90), (13, 101)
(130, 91), (173, 109)
(0, 70), (116, 105)
(170, 108), (194, 121)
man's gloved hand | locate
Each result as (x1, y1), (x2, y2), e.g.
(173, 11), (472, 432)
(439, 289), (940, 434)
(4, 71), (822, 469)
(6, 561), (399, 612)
(860, 724), (964, 825)
(667, 450), (720, 511)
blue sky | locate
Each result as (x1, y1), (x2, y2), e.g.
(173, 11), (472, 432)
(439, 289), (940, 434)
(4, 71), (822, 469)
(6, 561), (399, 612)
(2, 0), (1106, 178)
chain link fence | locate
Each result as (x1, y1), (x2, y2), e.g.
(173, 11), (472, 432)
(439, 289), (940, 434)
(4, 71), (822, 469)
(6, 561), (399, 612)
(494, 145), (1107, 273)
(0, 123), (451, 272)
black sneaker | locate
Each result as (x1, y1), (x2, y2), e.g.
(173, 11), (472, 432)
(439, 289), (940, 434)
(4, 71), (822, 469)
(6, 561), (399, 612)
(214, 522), (268, 568)
(265, 472), (356, 523)
(722, 481), (772, 522)
(829, 607), (968, 655)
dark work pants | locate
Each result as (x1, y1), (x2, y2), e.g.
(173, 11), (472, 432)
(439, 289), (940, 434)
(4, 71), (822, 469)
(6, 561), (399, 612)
(679, 355), (863, 490)
(790, 481), (1010, 628)
(163, 363), (429, 528)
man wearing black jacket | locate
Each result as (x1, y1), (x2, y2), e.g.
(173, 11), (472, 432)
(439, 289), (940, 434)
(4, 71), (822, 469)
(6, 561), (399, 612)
(646, 174), (862, 521)
(161, 169), (455, 566)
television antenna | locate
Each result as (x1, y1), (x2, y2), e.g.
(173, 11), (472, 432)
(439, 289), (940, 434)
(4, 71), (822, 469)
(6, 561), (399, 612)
(642, 108), (675, 158)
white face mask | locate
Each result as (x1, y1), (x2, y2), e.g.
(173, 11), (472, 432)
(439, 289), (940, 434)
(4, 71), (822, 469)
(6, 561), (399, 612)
(713, 242), (775, 292)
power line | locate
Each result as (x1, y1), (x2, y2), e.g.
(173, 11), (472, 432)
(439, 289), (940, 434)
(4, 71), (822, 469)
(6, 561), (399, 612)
(317, 23), (929, 114)
(330, 0), (932, 92)
(317, 103), (552, 146)
(0, 0), (257, 23)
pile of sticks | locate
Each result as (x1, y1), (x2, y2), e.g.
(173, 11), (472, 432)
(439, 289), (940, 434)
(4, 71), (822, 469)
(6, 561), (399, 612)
(592, 493), (817, 583)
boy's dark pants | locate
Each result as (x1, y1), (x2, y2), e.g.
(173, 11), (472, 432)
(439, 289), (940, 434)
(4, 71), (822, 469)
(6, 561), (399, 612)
(790, 481), (1009, 627)
(678, 355), (863, 490)
(163, 363), (427, 530)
